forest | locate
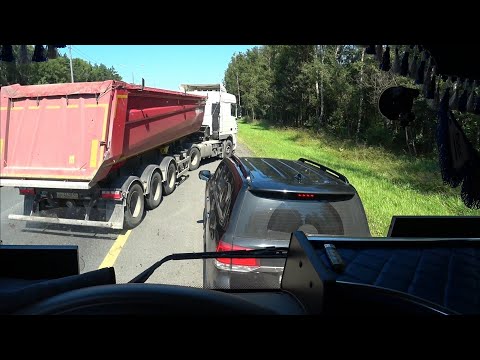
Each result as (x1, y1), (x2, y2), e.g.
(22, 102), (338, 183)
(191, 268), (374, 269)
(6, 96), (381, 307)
(224, 45), (480, 157)
(1, 45), (122, 86)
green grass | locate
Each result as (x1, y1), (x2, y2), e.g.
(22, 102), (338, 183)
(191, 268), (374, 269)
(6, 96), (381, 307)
(237, 120), (479, 236)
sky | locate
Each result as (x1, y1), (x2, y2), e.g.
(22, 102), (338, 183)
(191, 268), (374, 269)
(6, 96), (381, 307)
(58, 45), (256, 91)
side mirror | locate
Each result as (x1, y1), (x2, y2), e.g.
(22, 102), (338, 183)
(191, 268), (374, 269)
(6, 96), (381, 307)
(198, 170), (211, 181)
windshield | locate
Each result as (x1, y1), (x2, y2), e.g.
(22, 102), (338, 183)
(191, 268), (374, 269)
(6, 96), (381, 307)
(1, 44), (479, 302)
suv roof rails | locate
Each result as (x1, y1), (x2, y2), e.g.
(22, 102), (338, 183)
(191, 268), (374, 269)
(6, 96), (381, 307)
(230, 155), (250, 181)
(298, 158), (349, 184)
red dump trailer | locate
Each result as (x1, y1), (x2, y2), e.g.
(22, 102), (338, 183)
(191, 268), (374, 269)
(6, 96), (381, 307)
(0, 80), (232, 229)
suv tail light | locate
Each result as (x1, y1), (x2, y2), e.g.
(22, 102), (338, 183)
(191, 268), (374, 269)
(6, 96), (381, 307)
(19, 188), (35, 196)
(215, 240), (260, 272)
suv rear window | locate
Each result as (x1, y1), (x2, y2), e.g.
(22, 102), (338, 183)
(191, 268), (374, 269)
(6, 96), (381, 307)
(235, 191), (370, 240)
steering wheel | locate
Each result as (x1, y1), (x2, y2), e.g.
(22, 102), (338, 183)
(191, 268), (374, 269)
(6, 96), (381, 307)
(16, 284), (278, 315)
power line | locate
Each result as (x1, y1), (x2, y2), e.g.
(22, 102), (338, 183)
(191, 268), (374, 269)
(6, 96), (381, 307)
(71, 46), (99, 64)
(72, 46), (124, 74)
(70, 46), (148, 84)
(71, 46), (99, 65)
(71, 46), (101, 65)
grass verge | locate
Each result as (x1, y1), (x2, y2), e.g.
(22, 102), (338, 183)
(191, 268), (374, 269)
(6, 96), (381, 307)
(237, 119), (478, 236)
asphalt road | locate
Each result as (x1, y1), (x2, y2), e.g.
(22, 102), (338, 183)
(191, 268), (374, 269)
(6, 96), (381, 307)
(0, 142), (251, 286)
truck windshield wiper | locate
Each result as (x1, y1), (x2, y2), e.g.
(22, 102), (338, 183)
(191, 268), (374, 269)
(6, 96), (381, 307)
(129, 246), (289, 284)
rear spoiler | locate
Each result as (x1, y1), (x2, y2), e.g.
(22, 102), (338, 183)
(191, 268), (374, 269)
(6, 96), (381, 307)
(249, 189), (355, 202)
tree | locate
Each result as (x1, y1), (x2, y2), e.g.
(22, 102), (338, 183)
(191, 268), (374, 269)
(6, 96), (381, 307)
(1, 46), (122, 86)
(356, 48), (365, 142)
(224, 44), (480, 156)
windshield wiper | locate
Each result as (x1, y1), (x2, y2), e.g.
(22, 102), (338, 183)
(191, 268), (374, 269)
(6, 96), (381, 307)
(129, 246), (288, 284)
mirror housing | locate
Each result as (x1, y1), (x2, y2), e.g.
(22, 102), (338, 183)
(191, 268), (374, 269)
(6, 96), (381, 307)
(198, 170), (211, 181)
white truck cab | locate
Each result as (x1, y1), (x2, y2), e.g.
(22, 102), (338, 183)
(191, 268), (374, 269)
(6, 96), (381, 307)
(179, 84), (238, 149)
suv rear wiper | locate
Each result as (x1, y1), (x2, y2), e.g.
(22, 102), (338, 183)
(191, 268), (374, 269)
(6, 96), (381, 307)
(129, 246), (289, 283)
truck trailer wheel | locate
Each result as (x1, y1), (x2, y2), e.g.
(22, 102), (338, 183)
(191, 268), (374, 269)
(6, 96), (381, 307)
(145, 171), (163, 210)
(163, 162), (177, 196)
(224, 140), (233, 158)
(124, 183), (145, 229)
(188, 147), (201, 171)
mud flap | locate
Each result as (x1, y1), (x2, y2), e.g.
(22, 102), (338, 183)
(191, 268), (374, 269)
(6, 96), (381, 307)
(23, 195), (35, 216)
(105, 201), (125, 229)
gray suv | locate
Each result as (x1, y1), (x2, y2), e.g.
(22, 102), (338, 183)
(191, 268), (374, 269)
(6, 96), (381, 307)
(199, 156), (371, 289)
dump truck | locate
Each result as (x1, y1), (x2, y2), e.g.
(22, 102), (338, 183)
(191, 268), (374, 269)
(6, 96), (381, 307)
(0, 80), (236, 229)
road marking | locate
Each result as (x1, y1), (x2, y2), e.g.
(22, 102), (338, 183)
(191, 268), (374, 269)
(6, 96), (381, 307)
(98, 229), (132, 269)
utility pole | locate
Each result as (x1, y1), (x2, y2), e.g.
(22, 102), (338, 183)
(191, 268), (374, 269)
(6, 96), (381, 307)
(233, 53), (241, 117)
(68, 45), (74, 83)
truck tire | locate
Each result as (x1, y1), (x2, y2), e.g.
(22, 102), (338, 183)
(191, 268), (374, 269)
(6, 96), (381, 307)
(145, 171), (163, 210)
(163, 162), (176, 196)
(124, 183), (145, 229)
(224, 139), (233, 158)
(188, 147), (201, 171)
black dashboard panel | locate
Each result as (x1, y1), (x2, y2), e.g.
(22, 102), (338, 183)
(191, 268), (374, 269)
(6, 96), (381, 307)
(4, 231), (480, 315)
(303, 233), (479, 314)
(17, 284), (299, 315)
(0, 245), (79, 279)
(387, 216), (480, 238)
